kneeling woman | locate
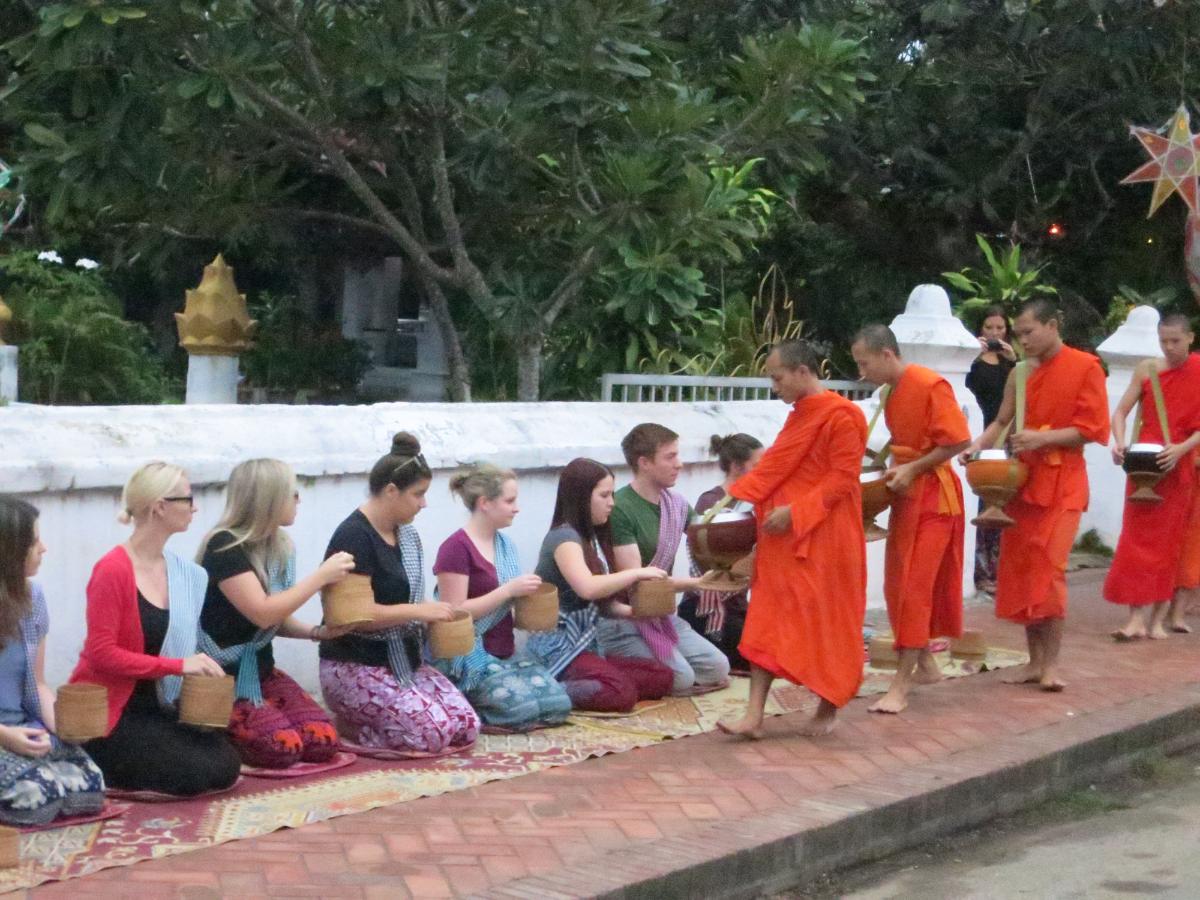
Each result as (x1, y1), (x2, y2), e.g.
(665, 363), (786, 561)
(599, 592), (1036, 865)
(73, 463), (241, 796)
(197, 459), (356, 768)
(319, 433), (480, 755)
(433, 464), (571, 731)
(528, 458), (674, 712)
(0, 497), (104, 825)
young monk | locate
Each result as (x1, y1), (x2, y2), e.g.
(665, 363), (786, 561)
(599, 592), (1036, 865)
(718, 339), (868, 739)
(1104, 314), (1200, 639)
(600, 424), (732, 695)
(959, 299), (1110, 692)
(851, 324), (970, 714)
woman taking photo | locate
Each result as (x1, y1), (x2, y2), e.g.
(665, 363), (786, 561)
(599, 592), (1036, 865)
(528, 458), (674, 713)
(433, 464), (571, 731)
(319, 433), (480, 755)
(197, 459), (356, 768)
(0, 496), (104, 825)
(72, 463), (241, 797)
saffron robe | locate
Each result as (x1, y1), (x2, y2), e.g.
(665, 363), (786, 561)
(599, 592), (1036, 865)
(996, 346), (1110, 624)
(884, 365), (970, 647)
(730, 391), (868, 707)
(1105, 353), (1200, 604)
(1178, 470), (1200, 590)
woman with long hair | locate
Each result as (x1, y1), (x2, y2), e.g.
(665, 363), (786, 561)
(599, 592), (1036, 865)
(527, 458), (674, 712)
(196, 459), (356, 768)
(0, 496), (105, 825)
(678, 433), (764, 673)
(319, 433), (479, 755)
(72, 463), (241, 796)
(432, 464), (571, 731)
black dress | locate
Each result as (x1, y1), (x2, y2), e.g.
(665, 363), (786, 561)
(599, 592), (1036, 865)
(84, 593), (242, 796)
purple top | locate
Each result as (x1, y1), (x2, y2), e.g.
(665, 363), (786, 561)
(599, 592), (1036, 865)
(433, 528), (515, 659)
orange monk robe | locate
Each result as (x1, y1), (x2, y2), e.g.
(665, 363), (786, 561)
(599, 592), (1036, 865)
(1178, 462), (1200, 591)
(730, 391), (867, 708)
(1105, 353), (1200, 605)
(996, 346), (1110, 624)
(883, 365), (971, 648)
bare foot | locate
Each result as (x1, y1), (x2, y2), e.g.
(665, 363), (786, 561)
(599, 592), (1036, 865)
(716, 717), (764, 740)
(868, 690), (908, 714)
(1039, 676), (1067, 692)
(1001, 665), (1041, 685)
(1147, 625), (1170, 640)
(913, 655), (943, 685)
(1110, 628), (1146, 642)
(1169, 621), (1193, 634)
(799, 704), (838, 736)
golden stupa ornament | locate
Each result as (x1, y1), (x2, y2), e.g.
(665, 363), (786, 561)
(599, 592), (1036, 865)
(174, 254), (257, 356)
(0, 294), (11, 346)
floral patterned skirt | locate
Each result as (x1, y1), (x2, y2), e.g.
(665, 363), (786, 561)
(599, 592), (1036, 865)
(438, 656), (572, 731)
(0, 731), (105, 827)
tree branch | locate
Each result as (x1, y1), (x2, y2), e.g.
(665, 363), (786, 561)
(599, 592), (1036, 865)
(540, 246), (599, 327)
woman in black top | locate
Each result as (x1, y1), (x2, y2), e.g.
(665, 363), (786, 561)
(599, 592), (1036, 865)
(197, 458), (355, 768)
(964, 306), (1017, 595)
(318, 433), (480, 756)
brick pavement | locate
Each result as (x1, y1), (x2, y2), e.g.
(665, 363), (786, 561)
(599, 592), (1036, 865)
(21, 567), (1200, 898)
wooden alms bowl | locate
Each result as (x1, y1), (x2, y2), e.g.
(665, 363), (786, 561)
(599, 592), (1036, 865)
(514, 583), (559, 632)
(179, 674), (235, 729)
(966, 450), (1028, 529)
(686, 510), (757, 572)
(632, 580), (676, 618)
(429, 609), (474, 659)
(860, 466), (891, 542)
(1123, 443), (1166, 502)
(55, 683), (109, 743)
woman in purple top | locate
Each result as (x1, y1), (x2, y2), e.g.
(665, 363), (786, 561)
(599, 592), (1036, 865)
(433, 464), (571, 731)
(679, 434), (763, 674)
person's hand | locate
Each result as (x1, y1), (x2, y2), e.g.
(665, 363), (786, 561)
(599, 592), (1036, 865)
(604, 601), (634, 619)
(1158, 443), (1187, 472)
(0, 725), (51, 758)
(763, 506), (792, 535)
(730, 551), (755, 579)
(958, 443), (980, 466)
(697, 570), (748, 592)
(310, 622), (357, 641)
(997, 340), (1017, 361)
(1111, 443), (1126, 466)
(884, 462), (918, 495)
(416, 602), (457, 623)
(1009, 429), (1047, 454)
(182, 653), (225, 677)
(977, 336), (990, 353)
(318, 552), (355, 585)
(634, 566), (669, 581)
(504, 574), (543, 599)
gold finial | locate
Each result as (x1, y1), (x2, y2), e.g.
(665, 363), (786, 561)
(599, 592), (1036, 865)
(0, 294), (11, 346)
(174, 254), (257, 356)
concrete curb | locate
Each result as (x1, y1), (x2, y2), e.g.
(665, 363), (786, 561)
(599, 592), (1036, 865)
(480, 684), (1200, 899)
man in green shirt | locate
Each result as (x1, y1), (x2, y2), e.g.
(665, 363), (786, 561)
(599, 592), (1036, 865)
(598, 423), (731, 694)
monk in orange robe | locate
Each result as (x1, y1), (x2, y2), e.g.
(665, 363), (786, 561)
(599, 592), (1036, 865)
(960, 299), (1109, 691)
(1105, 315), (1200, 638)
(717, 339), (867, 739)
(851, 325), (970, 714)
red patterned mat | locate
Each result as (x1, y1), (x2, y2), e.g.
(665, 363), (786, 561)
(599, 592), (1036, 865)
(19, 801), (129, 833)
(240, 750), (357, 780)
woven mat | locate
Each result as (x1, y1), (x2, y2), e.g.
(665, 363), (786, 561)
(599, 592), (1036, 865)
(0, 645), (1025, 892)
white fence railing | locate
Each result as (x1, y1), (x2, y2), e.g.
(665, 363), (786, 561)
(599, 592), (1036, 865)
(599, 373), (876, 403)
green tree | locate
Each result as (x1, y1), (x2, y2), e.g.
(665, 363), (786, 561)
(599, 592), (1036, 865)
(3, 0), (869, 400)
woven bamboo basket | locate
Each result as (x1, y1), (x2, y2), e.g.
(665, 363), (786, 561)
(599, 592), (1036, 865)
(632, 580), (676, 618)
(514, 583), (559, 632)
(950, 629), (988, 660)
(178, 674), (236, 729)
(868, 635), (900, 669)
(322, 574), (376, 627)
(54, 683), (108, 743)
(430, 609), (475, 659)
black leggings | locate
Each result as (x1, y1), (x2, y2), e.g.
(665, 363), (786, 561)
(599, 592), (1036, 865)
(85, 706), (241, 796)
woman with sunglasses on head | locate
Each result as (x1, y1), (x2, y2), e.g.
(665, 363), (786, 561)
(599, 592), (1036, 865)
(319, 433), (480, 755)
(196, 459), (356, 769)
(527, 458), (674, 713)
(71, 463), (241, 797)
(0, 496), (105, 826)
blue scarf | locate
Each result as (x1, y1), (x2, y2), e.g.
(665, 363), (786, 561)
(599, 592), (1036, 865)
(158, 551), (208, 708)
(356, 524), (423, 686)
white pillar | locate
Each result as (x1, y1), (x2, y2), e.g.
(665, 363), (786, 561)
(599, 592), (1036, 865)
(0, 346), (16, 404)
(185, 355), (240, 404)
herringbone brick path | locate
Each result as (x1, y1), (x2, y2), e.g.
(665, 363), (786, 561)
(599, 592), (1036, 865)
(24, 567), (1200, 898)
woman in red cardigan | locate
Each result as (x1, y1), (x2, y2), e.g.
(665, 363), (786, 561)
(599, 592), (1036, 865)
(71, 462), (241, 797)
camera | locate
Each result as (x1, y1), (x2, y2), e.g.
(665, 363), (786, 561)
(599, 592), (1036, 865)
(986, 339), (1003, 352)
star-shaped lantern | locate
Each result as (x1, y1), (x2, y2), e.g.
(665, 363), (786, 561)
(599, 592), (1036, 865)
(1122, 105), (1200, 217)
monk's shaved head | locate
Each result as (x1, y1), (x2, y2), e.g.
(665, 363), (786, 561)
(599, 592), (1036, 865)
(1018, 298), (1060, 325)
(1159, 313), (1194, 333)
(771, 339), (822, 373)
(852, 324), (900, 356)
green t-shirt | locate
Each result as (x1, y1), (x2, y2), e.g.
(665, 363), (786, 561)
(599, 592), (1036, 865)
(609, 484), (695, 566)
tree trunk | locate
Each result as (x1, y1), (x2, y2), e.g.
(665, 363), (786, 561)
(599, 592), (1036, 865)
(515, 330), (544, 402)
(417, 274), (472, 402)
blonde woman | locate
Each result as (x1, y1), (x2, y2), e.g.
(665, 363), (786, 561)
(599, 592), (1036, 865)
(196, 459), (355, 769)
(432, 464), (571, 731)
(71, 463), (241, 797)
